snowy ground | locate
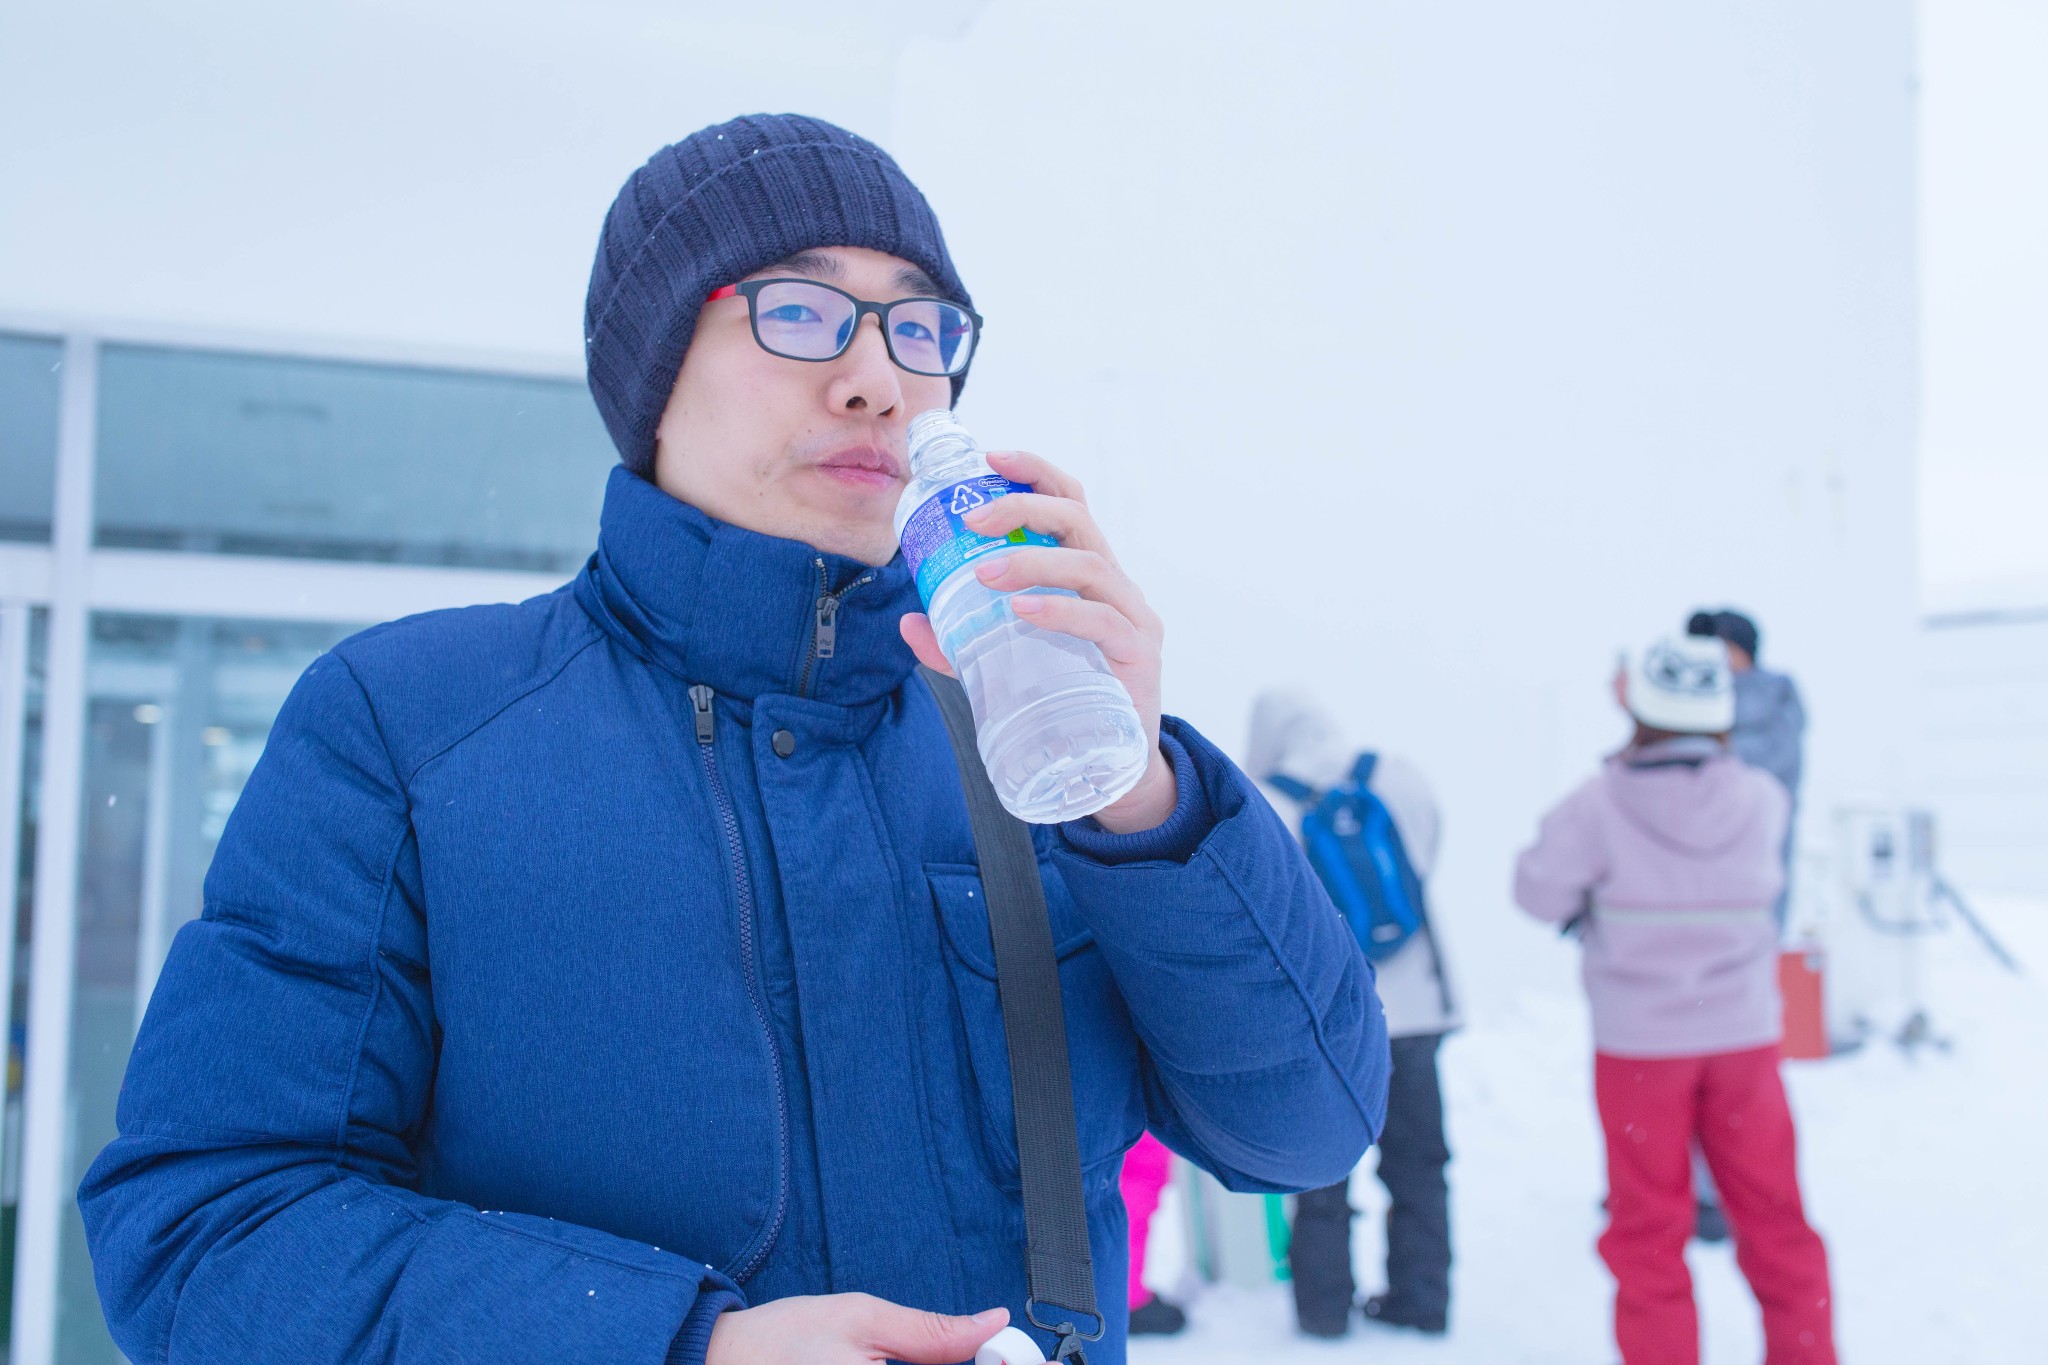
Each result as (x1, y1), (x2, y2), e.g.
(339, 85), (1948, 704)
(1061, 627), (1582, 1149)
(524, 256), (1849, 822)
(1130, 896), (2047, 1365)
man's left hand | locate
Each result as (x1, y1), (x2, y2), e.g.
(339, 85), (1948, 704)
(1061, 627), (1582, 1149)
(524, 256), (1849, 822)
(899, 448), (1177, 833)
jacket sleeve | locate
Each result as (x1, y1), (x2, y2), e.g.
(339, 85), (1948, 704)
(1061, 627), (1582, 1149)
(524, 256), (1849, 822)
(1736, 673), (1807, 795)
(1052, 719), (1387, 1194)
(1513, 780), (1607, 924)
(1756, 769), (1794, 903)
(76, 652), (741, 1365)
(1767, 675), (1807, 792)
(1368, 752), (1442, 880)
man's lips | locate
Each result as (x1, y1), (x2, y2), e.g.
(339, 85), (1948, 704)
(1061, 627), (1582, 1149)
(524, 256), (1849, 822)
(816, 446), (904, 486)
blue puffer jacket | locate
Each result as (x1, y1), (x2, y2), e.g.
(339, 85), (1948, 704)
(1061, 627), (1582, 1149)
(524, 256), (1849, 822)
(80, 466), (1387, 1365)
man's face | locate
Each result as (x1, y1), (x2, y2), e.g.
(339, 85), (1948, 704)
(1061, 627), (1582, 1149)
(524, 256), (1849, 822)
(652, 245), (958, 565)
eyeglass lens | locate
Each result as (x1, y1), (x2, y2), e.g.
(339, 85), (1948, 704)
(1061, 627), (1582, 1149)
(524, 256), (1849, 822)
(750, 280), (976, 376)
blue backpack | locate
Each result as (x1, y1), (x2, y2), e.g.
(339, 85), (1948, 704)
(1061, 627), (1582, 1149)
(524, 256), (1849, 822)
(1270, 754), (1427, 962)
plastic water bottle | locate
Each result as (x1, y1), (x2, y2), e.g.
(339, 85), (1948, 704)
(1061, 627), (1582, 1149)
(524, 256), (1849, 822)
(895, 409), (1150, 823)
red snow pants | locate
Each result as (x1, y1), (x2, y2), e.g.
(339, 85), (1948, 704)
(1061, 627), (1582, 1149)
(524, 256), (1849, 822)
(1595, 1045), (1836, 1365)
(1120, 1132), (1174, 1308)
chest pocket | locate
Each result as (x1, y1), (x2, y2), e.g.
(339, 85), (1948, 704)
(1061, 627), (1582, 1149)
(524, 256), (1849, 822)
(927, 863), (1146, 1188)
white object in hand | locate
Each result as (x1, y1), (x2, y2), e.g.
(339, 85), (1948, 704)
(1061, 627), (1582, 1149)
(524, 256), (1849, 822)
(975, 1325), (1049, 1365)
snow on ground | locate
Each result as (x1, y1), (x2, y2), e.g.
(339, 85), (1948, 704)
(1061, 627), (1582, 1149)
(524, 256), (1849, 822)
(1130, 896), (2048, 1365)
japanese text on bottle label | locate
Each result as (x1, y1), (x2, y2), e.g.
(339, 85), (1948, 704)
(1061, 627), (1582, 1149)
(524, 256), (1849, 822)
(898, 475), (1058, 605)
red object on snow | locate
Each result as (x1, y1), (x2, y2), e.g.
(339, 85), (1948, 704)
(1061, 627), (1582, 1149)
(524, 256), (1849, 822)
(1778, 947), (1828, 1060)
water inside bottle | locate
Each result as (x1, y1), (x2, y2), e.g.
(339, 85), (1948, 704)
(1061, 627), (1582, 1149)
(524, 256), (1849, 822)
(897, 410), (1152, 822)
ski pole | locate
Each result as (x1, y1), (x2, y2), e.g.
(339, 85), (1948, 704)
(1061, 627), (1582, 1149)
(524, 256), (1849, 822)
(1932, 876), (2023, 975)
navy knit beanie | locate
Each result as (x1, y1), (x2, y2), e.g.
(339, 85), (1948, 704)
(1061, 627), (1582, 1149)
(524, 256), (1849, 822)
(1687, 608), (1762, 661)
(584, 114), (974, 477)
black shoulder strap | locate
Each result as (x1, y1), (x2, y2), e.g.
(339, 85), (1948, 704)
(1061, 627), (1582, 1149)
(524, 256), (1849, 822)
(920, 666), (1103, 1362)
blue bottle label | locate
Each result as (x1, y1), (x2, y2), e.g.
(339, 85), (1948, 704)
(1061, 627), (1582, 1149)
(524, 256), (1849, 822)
(898, 474), (1058, 604)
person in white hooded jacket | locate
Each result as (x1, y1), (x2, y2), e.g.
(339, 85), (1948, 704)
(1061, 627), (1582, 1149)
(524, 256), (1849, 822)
(1247, 690), (1460, 1338)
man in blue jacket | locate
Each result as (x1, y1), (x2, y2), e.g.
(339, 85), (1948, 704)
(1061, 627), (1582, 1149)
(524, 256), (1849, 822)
(79, 114), (1388, 1365)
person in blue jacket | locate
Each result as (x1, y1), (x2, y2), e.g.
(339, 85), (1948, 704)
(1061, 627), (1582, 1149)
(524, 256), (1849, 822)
(79, 114), (1389, 1365)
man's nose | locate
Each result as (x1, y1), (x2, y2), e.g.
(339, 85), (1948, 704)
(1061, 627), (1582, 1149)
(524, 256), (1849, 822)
(831, 314), (903, 415)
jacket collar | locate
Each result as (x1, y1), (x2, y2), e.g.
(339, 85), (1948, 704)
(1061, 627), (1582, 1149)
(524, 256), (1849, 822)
(574, 465), (921, 706)
(1618, 735), (1727, 770)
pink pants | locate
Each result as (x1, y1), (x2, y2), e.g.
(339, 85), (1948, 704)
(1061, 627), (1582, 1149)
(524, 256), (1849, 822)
(1119, 1132), (1175, 1309)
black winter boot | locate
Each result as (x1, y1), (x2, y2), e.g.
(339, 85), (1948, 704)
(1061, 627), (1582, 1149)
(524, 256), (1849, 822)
(1128, 1295), (1187, 1336)
(1361, 1293), (1447, 1335)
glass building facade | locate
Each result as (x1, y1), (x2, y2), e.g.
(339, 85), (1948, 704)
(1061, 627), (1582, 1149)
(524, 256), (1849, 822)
(0, 334), (61, 544)
(0, 327), (613, 1363)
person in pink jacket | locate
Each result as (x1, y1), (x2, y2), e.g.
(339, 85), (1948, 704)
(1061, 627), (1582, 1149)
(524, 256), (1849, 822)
(1514, 635), (1836, 1365)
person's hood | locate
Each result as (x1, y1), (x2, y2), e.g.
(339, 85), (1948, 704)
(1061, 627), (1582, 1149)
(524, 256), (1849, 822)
(1601, 737), (1761, 857)
(1245, 689), (1353, 791)
(573, 464), (923, 705)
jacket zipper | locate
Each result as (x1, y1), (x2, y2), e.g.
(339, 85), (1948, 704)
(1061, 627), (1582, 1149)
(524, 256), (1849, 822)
(689, 682), (790, 1283)
(794, 558), (876, 699)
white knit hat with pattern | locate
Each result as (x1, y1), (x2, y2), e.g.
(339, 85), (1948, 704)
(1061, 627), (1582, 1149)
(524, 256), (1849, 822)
(1628, 634), (1735, 734)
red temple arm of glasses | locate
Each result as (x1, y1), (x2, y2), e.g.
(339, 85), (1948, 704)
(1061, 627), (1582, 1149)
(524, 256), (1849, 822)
(706, 285), (739, 303)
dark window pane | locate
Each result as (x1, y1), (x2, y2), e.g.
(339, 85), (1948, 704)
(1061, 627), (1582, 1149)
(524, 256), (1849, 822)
(0, 334), (62, 544)
(95, 344), (614, 573)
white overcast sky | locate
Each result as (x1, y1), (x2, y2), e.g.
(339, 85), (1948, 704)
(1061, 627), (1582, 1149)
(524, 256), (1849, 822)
(0, 1), (2029, 603)
(1919, 0), (2048, 599)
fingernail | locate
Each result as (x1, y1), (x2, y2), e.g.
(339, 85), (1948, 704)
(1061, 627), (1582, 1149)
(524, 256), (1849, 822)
(974, 559), (1004, 582)
(1011, 593), (1044, 614)
(972, 1308), (1008, 1326)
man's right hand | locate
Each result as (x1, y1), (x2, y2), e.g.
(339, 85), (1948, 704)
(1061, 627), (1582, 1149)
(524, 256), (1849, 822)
(704, 1293), (1010, 1365)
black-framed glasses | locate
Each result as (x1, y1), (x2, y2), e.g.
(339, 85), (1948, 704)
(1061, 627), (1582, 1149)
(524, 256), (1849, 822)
(706, 278), (982, 377)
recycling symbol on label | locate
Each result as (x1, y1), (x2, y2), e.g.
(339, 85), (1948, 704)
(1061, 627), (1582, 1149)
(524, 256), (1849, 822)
(949, 483), (988, 515)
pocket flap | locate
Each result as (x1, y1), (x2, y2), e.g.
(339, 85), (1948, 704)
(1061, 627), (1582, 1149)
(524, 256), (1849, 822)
(927, 864), (1094, 979)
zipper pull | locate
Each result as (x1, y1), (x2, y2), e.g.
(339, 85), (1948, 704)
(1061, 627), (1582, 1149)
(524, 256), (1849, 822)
(814, 595), (839, 660)
(689, 684), (715, 745)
